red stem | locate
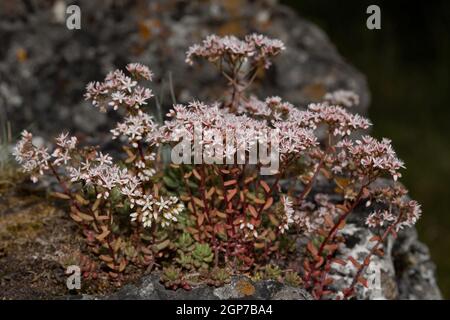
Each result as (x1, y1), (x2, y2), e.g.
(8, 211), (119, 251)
(344, 211), (404, 299)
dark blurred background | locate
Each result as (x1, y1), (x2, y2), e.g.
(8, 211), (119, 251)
(282, 0), (450, 297)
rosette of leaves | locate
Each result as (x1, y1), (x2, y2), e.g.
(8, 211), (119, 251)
(175, 252), (195, 270)
(254, 264), (282, 281)
(208, 267), (231, 287)
(161, 266), (184, 289)
(176, 232), (195, 252)
(172, 233), (196, 270)
(192, 243), (214, 269)
(284, 271), (302, 286)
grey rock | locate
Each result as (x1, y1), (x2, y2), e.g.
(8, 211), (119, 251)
(285, 177), (441, 300)
(271, 287), (312, 300)
(328, 221), (442, 300)
(105, 274), (312, 300)
(0, 0), (369, 140)
(330, 223), (399, 300)
(393, 227), (442, 300)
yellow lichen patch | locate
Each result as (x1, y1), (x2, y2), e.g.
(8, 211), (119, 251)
(16, 48), (28, 62)
(300, 83), (327, 101)
(223, 0), (244, 16)
(218, 21), (243, 37)
(236, 279), (255, 296)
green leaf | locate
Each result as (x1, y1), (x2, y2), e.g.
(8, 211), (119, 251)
(163, 176), (179, 189)
(155, 239), (171, 252)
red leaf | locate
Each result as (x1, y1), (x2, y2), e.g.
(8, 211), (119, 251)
(303, 260), (311, 272)
(260, 180), (271, 193)
(192, 169), (202, 180)
(331, 258), (347, 266)
(314, 256), (324, 268)
(244, 176), (256, 184)
(197, 213), (205, 226)
(374, 248), (385, 257)
(323, 243), (339, 254)
(369, 235), (382, 242)
(227, 188), (238, 200)
(224, 179), (237, 186)
(307, 241), (318, 257)
(263, 197), (274, 210)
(348, 256), (361, 269)
(357, 276), (368, 288)
(248, 205), (258, 218)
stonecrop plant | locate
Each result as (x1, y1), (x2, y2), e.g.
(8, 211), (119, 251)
(13, 34), (421, 299)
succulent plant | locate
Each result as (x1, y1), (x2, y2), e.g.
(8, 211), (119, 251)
(161, 266), (183, 289)
(11, 32), (422, 300)
(258, 264), (282, 281)
(121, 240), (138, 261)
(208, 267), (231, 286)
(175, 251), (194, 270)
(176, 232), (194, 252)
(284, 271), (302, 286)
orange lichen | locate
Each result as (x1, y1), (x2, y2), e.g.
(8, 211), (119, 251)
(236, 279), (255, 296)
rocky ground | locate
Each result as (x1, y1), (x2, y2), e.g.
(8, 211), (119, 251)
(104, 275), (313, 300)
(0, 179), (149, 299)
(0, 180), (77, 299)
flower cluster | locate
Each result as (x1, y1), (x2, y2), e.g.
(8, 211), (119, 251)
(294, 194), (341, 235)
(366, 209), (395, 228)
(301, 103), (371, 136)
(130, 194), (184, 228)
(279, 196), (295, 233)
(162, 101), (278, 162)
(126, 63), (154, 81)
(161, 99), (320, 165)
(238, 96), (294, 120)
(365, 184), (422, 232)
(323, 90), (360, 108)
(186, 34), (285, 68)
(336, 136), (405, 181)
(68, 154), (133, 199)
(396, 200), (422, 231)
(52, 132), (78, 166)
(85, 63), (153, 112)
(272, 121), (317, 157)
(111, 110), (160, 148)
(12, 130), (50, 182)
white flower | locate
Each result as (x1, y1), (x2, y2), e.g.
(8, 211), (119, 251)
(96, 152), (113, 166)
(279, 195), (295, 233)
(126, 63), (153, 81)
(323, 90), (360, 108)
(13, 130), (51, 182)
(120, 76), (137, 93)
